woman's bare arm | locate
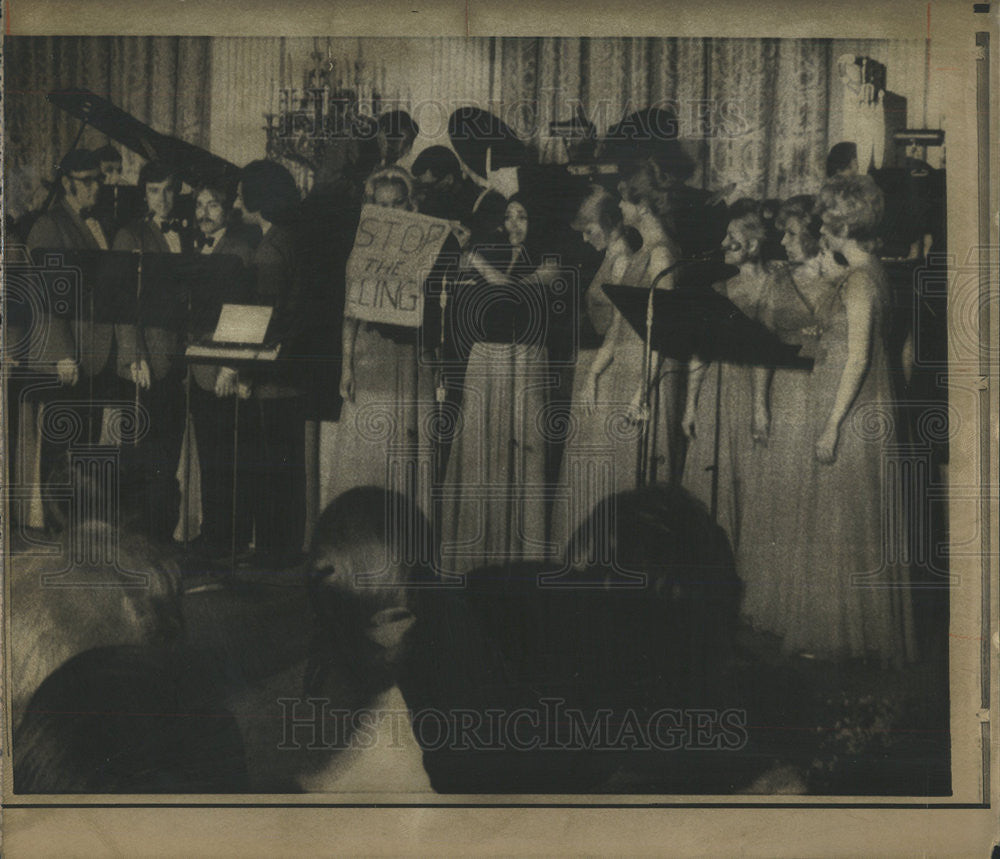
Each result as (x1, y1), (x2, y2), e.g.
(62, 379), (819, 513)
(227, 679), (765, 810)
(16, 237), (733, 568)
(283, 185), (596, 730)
(816, 271), (876, 461)
(339, 316), (361, 402)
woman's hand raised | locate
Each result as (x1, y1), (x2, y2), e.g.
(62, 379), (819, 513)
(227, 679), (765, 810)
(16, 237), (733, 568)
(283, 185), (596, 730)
(339, 367), (356, 404)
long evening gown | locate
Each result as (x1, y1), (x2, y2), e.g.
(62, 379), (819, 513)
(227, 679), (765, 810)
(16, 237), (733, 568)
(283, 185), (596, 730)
(440, 256), (552, 575)
(574, 241), (686, 495)
(739, 263), (833, 632)
(780, 261), (916, 664)
(323, 323), (435, 518)
(549, 243), (632, 549)
(680, 268), (770, 550)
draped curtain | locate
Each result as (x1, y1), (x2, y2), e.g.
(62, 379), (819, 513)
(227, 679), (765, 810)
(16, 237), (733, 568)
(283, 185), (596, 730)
(6, 35), (933, 213)
(4, 36), (211, 217)
(498, 37), (833, 198)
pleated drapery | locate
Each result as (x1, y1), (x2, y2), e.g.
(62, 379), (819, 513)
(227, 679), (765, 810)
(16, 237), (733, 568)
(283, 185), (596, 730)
(4, 36), (211, 216)
(6, 35), (937, 213)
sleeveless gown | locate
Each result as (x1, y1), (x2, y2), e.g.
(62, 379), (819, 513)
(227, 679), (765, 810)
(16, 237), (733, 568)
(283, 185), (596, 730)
(780, 261), (916, 664)
(739, 263), (833, 631)
(680, 269), (770, 550)
(549, 244), (632, 550)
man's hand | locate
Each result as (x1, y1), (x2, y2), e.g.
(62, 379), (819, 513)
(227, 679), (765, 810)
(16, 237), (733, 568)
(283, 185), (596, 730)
(214, 366), (239, 398)
(55, 358), (79, 387)
(130, 360), (151, 390)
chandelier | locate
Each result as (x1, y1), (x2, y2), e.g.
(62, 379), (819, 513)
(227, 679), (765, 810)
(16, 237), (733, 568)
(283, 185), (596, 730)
(264, 38), (386, 173)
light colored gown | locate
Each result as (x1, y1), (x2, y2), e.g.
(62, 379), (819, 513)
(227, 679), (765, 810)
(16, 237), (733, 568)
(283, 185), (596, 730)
(780, 261), (916, 664)
(550, 242), (633, 549)
(739, 262), (833, 631)
(440, 262), (552, 575)
(680, 269), (770, 549)
(323, 323), (435, 518)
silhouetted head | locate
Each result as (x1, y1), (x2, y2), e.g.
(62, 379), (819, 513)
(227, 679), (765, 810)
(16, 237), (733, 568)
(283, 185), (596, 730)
(15, 645), (247, 793)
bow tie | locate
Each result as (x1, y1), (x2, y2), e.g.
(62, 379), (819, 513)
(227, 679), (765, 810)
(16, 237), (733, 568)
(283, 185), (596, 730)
(156, 218), (184, 235)
(196, 233), (217, 249)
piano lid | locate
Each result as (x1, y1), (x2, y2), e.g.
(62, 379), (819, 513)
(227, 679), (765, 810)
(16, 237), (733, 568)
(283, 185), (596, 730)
(47, 89), (242, 190)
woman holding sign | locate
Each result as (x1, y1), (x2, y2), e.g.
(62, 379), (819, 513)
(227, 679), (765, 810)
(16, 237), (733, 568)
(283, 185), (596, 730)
(440, 193), (558, 575)
(325, 167), (446, 526)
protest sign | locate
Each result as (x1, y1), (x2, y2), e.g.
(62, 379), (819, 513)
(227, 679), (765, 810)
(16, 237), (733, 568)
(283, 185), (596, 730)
(344, 204), (452, 328)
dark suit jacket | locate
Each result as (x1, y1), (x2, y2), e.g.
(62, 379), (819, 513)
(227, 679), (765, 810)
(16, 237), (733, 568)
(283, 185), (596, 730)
(250, 222), (305, 399)
(26, 199), (113, 376)
(189, 230), (254, 392)
(112, 219), (192, 380)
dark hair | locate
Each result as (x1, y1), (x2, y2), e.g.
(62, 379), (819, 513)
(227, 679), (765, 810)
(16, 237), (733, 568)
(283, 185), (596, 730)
(566, 483), (741, 705)
(194, 179), (235, 212)
(239, 159), (300, 223)
(138, 160), (179, 193)
(308, 486), (437, 604)
(304, 488), (435, 726)
(58, 150), (100, 196)
(605, 107), (695, 184)
(465, 189), (507, 245)
(59, 149), (99, 175)
(777, 194), (822, 258)
(411, 145), (461, 181)
(94, 144), (122, 165)
(14, 645), (247, 793)
(571, 183), (623, 234)
(825, 141), (858, 178)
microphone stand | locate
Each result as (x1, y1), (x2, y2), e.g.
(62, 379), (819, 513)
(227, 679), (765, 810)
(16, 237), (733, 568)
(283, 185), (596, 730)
(634, 258), (690, 489)
(434, 273), (449, 553)
(132, 251), (142, 446)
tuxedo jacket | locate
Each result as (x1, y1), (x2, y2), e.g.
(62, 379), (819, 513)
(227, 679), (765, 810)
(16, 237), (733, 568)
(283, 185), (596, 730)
(112, 218), (193, 380)
(188, 230), (254, 392)
(26, 199), (114, 377)
(251, 222), (305, 399)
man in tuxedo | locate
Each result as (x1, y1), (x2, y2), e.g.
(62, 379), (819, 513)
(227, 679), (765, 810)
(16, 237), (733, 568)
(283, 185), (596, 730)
(234, 160), (306, 566)
(27, 149), (115, 404)
(23, 150), (124, 528)
(112, 161), (191, 543)
(187, 180), (256, 561)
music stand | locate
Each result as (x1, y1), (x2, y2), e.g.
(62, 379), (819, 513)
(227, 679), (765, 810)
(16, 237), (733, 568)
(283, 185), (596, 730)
(184, 292), (278, 577)
(604, 279), (813, 516)
(138, 253), (253, 567)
